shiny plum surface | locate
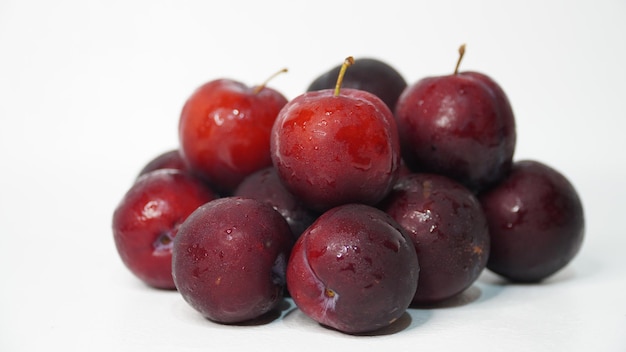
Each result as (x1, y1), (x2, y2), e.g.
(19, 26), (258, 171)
(179, 79), (288, 194)
(286, 203), (419, 334)
(479, 160), (585, 282)
(271, 88), (401, 212)
(395, 71), (516, 193)
(379, 173), (490, 305)
(307, 58), (408, 113)
(172, 197), (294, 323)
(112, 169), (217, 289)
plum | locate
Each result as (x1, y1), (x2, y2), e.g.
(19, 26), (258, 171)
(112, 169), (218, 289)
(307, 57), (408, 113)
(270, 86), (401, 212)
(379, 173), (490, 305)
(137, 149), (188, 177)
(178, 78), (288, 194)
(233, 166), (318, 239)
(479, 160), (585, 282)
(394, 46), (516, 193)
(172, 197), (294, 323)
(271, 57), (401, 212)
(286, 203), (419, 334)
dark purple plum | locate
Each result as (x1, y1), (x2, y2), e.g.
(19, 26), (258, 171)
(394, 45), (516, 193)
(286, 203), (418, 334)
(172, 197), (294, 323)
(138, 149), (188, 177)
(379, 173), (490, 305)
(479, 160), (585, 282)
(307, 57), (408, 113)
(233, 166), (318, 238)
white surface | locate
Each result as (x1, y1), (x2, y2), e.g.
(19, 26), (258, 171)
(1, 1), (625, 351)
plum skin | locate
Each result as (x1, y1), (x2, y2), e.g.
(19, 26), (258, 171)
(172, 197), (294, 324)
(178, 79), (288, 194)
(379, 173), (490, 305)
(479, 160), (585, 282)
(307, 57), (408, 113)
(271, 88), (401, 212)
(394, 71), (516, 193)
(286, 203), (419, 334)
(137, 149), (188, 178)
(112, 169), (217, 289)
(233, 166), (318, 239)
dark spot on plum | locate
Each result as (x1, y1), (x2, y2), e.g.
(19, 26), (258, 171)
(187, 244), (208, 262)
(340, 263), (356, 273)
(383, 240), (400, 252)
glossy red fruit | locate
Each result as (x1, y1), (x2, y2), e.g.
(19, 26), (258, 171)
(379, 173), (490, 305)
(271, 58), (401, 212)
(112, 169), (218, 289)
(395, 45), (516, 193)
(179, 76), (288, 194)
(286, 203), (419, 334)
(307, 57), (408, 113)
(479, 160), (585, 282)
(172, 197), (294, 324)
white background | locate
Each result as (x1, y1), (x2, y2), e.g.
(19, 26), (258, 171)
(1, 1), (625, 351)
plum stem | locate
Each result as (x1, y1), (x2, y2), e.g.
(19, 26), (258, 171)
(454, 44), (466, 75)
(334, 56), (355, 97)
(253, 68), (288, 94)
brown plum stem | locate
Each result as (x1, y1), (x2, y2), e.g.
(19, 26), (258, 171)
(454, 44), (466, 75)
(334, 56), (355, 97)
(253, 68), (288, 94)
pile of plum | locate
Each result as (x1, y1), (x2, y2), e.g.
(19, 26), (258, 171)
(112, 46), (585, 334)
